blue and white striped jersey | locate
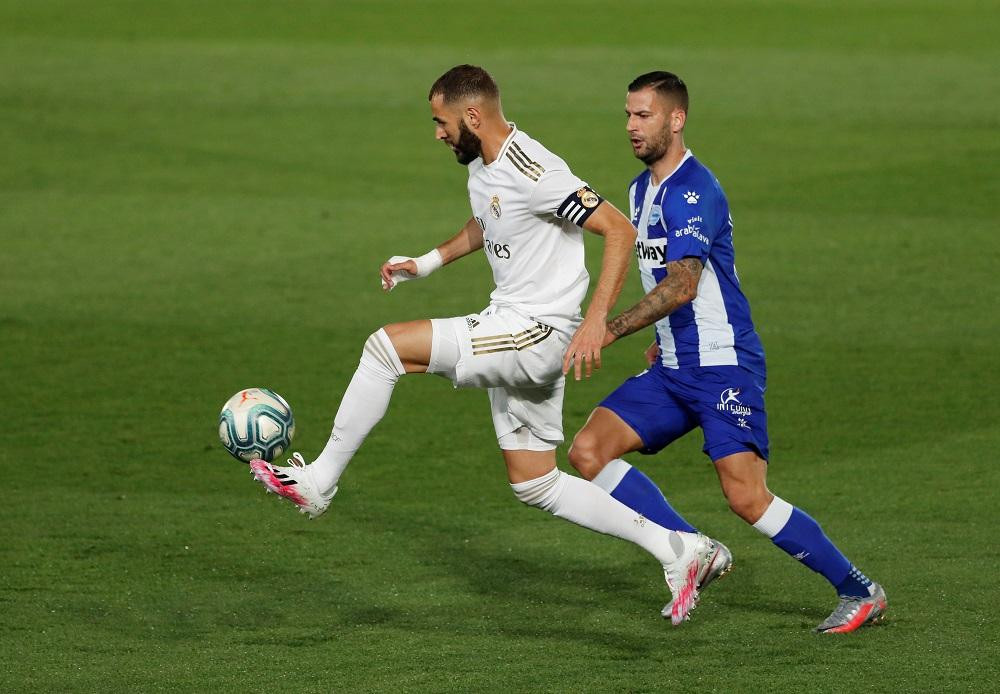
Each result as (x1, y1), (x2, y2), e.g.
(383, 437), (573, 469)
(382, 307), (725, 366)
(628, 150), (765, 376)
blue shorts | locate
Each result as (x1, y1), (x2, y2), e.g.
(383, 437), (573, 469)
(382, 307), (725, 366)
(599, 364), (769, 462)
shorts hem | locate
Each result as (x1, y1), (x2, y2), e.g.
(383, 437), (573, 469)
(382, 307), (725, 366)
(497, 438), (559, 452)
(598, 402), (657, 455)
(705, 440), (768, 462)
(496, 425), (562, 451)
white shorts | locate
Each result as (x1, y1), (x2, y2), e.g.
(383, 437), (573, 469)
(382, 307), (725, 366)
(428, 305), (570, 450)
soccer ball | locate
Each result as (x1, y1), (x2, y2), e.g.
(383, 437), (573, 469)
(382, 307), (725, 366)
(218, 388), (295, 463)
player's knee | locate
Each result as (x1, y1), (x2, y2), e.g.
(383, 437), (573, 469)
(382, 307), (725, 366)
(361, 328), (405, 379)
(567, 432), (605, 480)
(378, 320), (432, 371)
(381, 322), (405, 343)
(510, 468), (564, 511)
(724, 485), (771, 524)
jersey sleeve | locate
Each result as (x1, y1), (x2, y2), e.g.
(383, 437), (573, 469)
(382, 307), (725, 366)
(529, 168), (605, 227)
(662, 186), (717, 263)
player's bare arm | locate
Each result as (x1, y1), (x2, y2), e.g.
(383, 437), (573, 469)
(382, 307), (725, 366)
(562, 202), (636, 380)
(603, 256), (702, 345)
(439, 215), (486, 262)
(380, 216), (484, 291)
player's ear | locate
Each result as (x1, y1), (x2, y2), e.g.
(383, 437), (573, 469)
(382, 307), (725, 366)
(672, 108), (687, 133)
(464, 105), (482, 129)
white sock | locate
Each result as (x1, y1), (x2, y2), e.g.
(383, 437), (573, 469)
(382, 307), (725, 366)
(311, 329), (405, 493)
(510, 468), (696, 566)
(752, 495), (794, 538)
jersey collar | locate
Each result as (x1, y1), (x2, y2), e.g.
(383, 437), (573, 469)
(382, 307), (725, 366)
(484, 122), (518, 169)
(651, 149), (693, 187)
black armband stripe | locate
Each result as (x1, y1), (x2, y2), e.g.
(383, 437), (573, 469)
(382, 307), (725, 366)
(556, 186), (604, 227)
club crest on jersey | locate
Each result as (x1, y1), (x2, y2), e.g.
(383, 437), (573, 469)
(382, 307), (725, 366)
(649, 205), (662, 226)
(577, 187), (600, 208)
(490, 195), (502, 219)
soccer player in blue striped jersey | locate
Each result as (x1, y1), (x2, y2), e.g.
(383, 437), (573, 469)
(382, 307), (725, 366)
(568, 72), (887, 632)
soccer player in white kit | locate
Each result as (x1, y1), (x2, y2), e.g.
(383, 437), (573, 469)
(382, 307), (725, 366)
(249, 65), (724, 622)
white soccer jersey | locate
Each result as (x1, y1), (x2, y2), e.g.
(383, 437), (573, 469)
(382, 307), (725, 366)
(466, 125), (604, 335)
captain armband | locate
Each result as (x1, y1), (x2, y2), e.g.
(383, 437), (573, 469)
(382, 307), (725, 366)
(555, 186), (604, 226)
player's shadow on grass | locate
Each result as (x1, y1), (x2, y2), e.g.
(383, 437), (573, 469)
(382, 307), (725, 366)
(348, 511), (761, 650)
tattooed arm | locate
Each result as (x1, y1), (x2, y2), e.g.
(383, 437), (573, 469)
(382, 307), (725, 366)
(603, 257), (703, 346)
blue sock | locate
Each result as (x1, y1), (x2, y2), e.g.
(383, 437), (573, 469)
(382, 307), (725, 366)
(592, 459), (697, 533)
(835, 565), (875, 598)
(753, 496), (873, 597)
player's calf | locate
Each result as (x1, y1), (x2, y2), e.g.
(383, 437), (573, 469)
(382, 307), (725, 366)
(509, 464), (709, 625)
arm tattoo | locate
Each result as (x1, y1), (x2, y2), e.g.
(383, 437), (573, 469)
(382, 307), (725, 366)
(607, 257), (703, 339)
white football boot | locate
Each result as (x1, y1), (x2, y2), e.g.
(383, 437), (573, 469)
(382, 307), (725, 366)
(662, 536), (733, 619)
(662, 532), (724, 625)
(249, 453), (336, 519)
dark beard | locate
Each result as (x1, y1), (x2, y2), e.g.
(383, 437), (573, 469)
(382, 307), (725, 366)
(453, 121), (483, 165)
(638, 129), (672, 165)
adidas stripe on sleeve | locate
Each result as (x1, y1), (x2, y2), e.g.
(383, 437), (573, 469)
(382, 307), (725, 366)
(504, 141), (546, 181)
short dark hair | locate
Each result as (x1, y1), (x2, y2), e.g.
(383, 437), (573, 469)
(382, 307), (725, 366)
(428, 64), (500, 104)
(628, 71), (688, 112)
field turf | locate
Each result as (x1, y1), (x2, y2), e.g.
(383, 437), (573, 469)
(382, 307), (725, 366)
(2, 1), (999, 691)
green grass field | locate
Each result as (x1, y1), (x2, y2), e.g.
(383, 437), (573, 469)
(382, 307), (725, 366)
(2, 1), (999, 691)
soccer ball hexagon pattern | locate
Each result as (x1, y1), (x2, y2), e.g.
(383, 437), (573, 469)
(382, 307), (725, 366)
(219, 388), (295, 463)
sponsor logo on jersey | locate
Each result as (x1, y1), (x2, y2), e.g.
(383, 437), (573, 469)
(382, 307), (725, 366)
(684, 191), (700, 204)
(649, 205), (662, 226)
(674, 223), (710, 246)
(717, 387), (752, 417)
(475, 216), (486, 231)
(484, 237), (511, 259)
(490, 195), (502, 219)
(635, 239), (667, 265)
